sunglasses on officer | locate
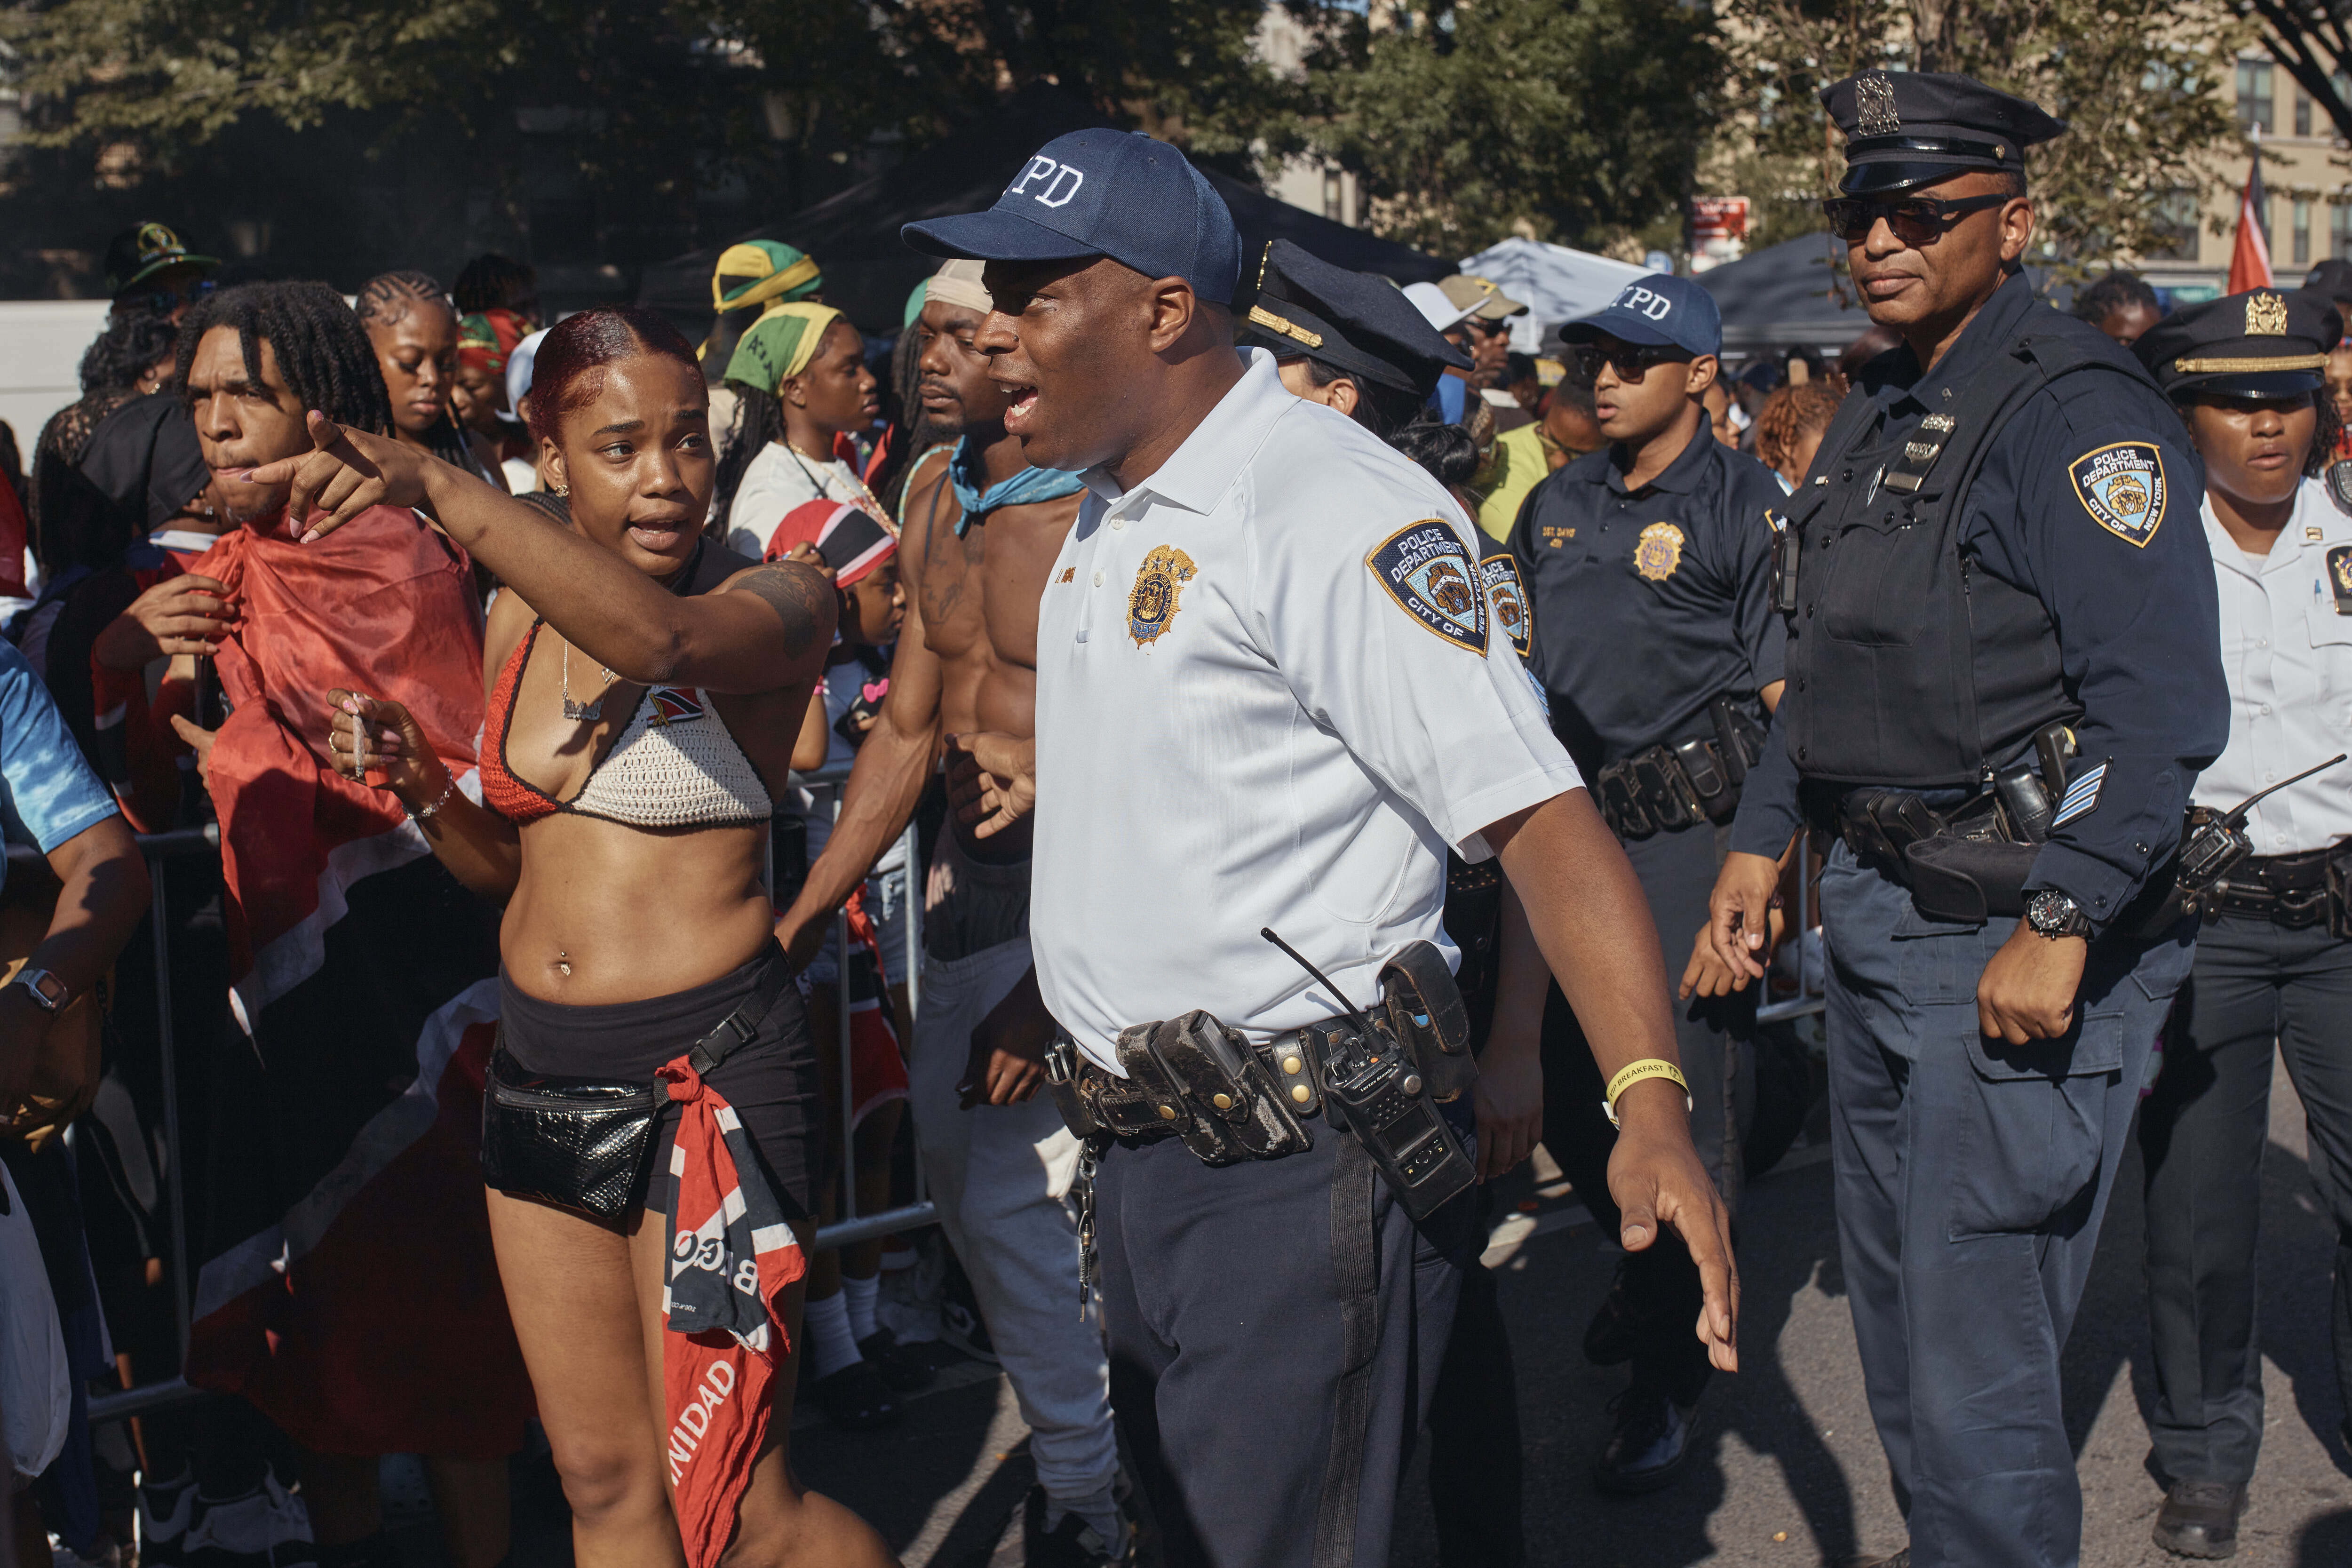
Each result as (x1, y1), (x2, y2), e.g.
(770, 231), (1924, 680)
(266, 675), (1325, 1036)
(1822, 192), (2012, 247)
(1572, 342), (1691, 382)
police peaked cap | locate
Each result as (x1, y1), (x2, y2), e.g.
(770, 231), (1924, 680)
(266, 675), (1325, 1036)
(1820, 70), (2066, 195)
(1243, 239), (1472, 399)
(2133, 287), (2345, 401)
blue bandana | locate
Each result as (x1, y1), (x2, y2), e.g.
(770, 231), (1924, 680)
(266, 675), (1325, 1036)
(947, 439), (1088, 537)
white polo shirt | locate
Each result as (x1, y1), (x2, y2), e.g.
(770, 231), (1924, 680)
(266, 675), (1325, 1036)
(1032, 351), (1586, 1071)
(2193, 479), (2352, 854)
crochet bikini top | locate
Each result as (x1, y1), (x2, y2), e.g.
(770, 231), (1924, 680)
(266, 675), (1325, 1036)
(479, 621), (773, 829)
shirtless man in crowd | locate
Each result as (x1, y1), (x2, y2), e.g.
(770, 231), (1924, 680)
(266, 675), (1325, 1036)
(775, 261), (1128, 1567)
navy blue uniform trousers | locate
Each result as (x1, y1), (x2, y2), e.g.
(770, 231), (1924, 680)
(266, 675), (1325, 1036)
(1095, 1123), (1469, 1568)
(1818, 842), (2193, 1568)
(2137, 913), (2352, 1483)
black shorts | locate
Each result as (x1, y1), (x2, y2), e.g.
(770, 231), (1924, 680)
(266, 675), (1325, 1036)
(497, 943), (820, 1224)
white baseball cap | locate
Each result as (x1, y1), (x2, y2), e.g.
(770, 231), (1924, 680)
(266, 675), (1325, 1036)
(1403, 281), (1479, 334)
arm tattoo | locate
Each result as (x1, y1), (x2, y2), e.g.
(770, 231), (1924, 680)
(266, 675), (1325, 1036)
(735, 561), (837, 660)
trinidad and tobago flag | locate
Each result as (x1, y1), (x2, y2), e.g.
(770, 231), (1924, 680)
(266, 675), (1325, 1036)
(171, 506), (532, 1457)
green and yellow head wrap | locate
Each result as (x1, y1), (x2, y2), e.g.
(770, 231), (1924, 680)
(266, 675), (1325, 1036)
(724, 302), (847, 394)
(711, 240), (823, 315)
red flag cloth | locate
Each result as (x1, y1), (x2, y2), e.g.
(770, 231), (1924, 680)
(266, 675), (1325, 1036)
(192, 507), (485, 1015)
(2228, 145), (2273, 295)
(657, 1059), (807, 1568)
(0, 474), (27, 599)
(176, 505), (533, 1457)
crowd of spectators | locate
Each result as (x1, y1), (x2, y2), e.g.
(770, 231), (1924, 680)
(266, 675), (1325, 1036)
(0, 210), (2293, 1568)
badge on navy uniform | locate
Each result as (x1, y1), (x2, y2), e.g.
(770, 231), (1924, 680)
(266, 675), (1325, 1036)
(1479, 556), (1532, 658)
(2328, 545), (2352, 614)
(1635, 521), (1685, 581)
(1369, 521), (1487, 654)
(1128, 545), (1197, 646)
(2068, 442), (2167, 546)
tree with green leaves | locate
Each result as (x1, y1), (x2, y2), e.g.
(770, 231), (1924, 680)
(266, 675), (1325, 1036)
(1277, 0), (1726, 256)
(1714, 0), (2251, 272)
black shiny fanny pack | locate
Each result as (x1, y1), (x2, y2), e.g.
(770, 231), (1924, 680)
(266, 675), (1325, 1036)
(480, 955), (792, 1220)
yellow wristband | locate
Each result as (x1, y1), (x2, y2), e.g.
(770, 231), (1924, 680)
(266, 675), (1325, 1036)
(1602, 1059), (1692, 1129)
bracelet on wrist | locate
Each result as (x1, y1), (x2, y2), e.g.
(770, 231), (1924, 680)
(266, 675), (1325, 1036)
(1602, 1057), (1693, 1130)
(406, 773), (459, 821)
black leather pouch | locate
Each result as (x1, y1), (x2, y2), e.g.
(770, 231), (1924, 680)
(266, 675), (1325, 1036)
(1902, 835), (2039, 923)
(480, 1041), (660, 1220)
(1380, 940), (1479, 1102)
(1143, 1011), (1312, 1165)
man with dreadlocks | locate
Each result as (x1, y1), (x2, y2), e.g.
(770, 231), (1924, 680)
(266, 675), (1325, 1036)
(355, 271), (502, 483)
(95, 280), (530, 1568)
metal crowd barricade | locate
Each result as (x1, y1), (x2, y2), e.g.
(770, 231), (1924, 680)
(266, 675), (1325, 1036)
(57, 760), (931, 1425)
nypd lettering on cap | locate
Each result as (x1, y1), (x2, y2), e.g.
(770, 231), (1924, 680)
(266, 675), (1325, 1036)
(1611, 284), (1676, 321)
(1008, 155), (1086, 209)
(2069, 442), (2167, 547)
(1369, 521), (1487, 656)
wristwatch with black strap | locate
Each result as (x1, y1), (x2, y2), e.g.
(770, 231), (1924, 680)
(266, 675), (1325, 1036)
(2025, 888), (2094, 940)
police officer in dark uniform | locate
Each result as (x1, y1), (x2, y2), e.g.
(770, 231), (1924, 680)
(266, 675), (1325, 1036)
(1252, 235), (1548, 1567)
(2129, 290), (2352, 1560)
(1507, 272), (1787, 1491)
(1699, 71), (2227, 1568)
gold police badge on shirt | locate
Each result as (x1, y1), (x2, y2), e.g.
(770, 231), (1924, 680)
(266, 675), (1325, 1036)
(1127, 545), (1197, 646)
(2328, 545), (2352, 614)
(1634, 521), (1685, 581)
(1369, 521), (1488, 655)
(2069, 442), (2167, 546)
(1479, 556), (1532, 659)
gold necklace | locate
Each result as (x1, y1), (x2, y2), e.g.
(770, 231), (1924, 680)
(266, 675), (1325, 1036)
(560, 635), (615, 722)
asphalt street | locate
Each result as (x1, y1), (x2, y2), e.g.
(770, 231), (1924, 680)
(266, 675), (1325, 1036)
(396, 1045), (2352, 1567)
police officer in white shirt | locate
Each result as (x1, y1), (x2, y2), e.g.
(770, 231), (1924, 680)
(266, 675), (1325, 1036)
(2130, 289), (2352, 1560)
(904, 130), (1737, 1568)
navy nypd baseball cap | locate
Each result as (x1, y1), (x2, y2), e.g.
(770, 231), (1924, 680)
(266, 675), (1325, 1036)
(1557, 273), (1723, 359)
(902, 130), (1243, 306)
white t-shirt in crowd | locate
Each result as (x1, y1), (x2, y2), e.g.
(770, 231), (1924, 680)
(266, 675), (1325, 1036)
(726, 442), (870, 559)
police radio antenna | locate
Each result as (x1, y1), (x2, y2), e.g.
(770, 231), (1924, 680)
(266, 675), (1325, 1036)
(2221, 753), (2346, 828)
(1259, 927), (1383, 1042)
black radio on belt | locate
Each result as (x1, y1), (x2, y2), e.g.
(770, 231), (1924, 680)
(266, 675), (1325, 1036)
(1262, 928), (1478, 1223)
(2177, 753), (2348, 912)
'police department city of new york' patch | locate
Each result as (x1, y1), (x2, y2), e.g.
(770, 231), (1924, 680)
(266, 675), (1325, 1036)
(1369, 521), (1488, 656)
(2069, 442), (2167, 547)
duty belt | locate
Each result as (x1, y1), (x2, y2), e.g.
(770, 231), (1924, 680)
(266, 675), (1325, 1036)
(1591, 694), (1770, 841)
(2207, 847), (2341, 930)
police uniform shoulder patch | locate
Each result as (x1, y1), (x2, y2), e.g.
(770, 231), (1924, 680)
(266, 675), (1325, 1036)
(1634, 521), (1685, 581)
(1368, 521), (1487, 656)
(1127, 544), (1196, 646)
(2327, 544), (2352, 614)
(2068, 442), (2167, 547)
(1479, 555), (1532, 659)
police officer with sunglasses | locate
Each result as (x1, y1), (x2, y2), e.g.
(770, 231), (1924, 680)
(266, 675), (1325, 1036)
(1694, 69), (2227, 1568)
(1507, 273), (1787, 1495)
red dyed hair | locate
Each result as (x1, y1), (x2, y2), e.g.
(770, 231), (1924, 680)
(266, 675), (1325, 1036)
(524, 306), (700, 444)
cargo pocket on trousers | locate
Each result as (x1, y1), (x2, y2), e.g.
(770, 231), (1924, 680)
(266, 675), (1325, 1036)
(1944, 1003), (2125, 1242)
